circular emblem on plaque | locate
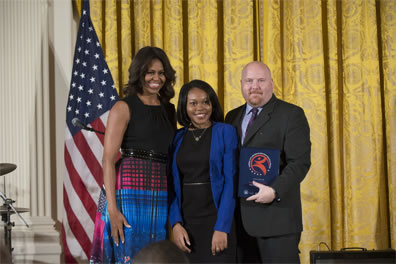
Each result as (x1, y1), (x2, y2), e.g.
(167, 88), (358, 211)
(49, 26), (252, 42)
(248, 153), (271, 177)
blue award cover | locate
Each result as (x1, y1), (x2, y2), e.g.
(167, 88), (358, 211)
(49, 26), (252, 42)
(238, 147), (280, 198)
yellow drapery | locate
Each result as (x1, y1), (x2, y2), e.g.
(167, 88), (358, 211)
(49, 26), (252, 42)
(75, 0), (396, 262)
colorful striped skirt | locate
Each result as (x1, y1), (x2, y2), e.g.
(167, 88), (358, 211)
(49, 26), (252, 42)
(90, 157), (168, 264)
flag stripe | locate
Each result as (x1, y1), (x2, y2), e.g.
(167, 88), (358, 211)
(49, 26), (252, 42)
(63, 166), (95, 238)
(65, 137), (102, 198)
(99, 110), (110, 128)
(63, 186), (92, 258)
(73, 131), (103, 187)
(81, 127), (105, 169)
(64, 147), (97, 222)
(65, 129), (102, 197)
(90, 117), (106, 145)
(61, 224), (78, 264)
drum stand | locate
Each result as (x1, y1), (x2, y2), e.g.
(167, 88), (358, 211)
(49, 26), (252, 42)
(0, 191), (29, 254)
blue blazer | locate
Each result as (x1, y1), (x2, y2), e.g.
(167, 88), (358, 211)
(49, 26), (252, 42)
(168, 122), (238, 233)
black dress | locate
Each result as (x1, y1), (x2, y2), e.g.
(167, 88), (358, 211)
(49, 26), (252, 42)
(176, 126), (236, 263)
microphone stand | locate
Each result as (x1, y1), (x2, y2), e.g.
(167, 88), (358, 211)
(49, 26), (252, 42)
(71, 118), (105, 135)
(0, 191), (29, 254)
(82, 126), (105, 135)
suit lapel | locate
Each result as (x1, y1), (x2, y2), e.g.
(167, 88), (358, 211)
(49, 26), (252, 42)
(243, 96), (277, 146)
(232, 105), (246, 141)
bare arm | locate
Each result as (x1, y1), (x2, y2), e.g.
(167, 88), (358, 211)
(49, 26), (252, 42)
(103, 100), (130, 246)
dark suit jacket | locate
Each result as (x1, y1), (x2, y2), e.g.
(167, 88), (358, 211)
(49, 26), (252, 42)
(225, 94), (311, 237)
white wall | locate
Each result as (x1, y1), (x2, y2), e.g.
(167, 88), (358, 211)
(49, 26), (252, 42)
(50, 0), (76, 224)
(0, 0), (77, 262)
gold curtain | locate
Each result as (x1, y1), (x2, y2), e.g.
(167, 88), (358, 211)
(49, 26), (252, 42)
(74, 0), (396, 262)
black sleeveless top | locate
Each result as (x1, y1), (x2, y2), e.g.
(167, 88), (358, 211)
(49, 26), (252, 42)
(120, 94), (175, 154)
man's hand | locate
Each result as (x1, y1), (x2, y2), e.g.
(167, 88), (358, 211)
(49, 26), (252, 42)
(211, 231), (227, 256)
(246, 181), (276, 203)
(172, 223), (191, 253)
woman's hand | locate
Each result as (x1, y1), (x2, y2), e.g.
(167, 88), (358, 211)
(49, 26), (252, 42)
(172, 223), (191, 253)
(108, 208), (131, 246)
(211, 230), (227, 256)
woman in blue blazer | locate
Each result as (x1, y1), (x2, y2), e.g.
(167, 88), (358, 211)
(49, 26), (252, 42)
(168, 80), (238, 263)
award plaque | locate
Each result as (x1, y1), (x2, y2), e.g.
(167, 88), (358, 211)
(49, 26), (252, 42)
(238, 147), (280, 198)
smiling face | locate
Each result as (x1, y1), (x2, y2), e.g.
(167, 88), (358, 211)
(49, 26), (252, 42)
(186, 87), (212, 129)
(142, 58), (166, 96)
(241, 62), (274, 107)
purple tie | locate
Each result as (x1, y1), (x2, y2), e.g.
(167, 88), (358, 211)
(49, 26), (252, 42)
(247, 107), (258, 130)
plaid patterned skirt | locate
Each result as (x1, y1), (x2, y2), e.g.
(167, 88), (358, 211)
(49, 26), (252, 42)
(90, 157), (168, 264)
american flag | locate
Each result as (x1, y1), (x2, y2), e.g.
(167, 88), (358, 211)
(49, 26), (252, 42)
(62, 0), (119, 262)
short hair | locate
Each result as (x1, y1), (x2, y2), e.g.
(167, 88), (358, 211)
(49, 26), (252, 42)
(132, 240), (189, 264)
(177, 79), (224, 127)
(241, 61), (272, 80)
(123, 46), (176, 103)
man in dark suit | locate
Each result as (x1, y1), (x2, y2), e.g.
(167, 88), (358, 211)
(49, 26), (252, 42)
(225, 62), (311, 263)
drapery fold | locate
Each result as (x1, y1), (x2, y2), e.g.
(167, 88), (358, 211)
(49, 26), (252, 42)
(74, 0), (396, 262)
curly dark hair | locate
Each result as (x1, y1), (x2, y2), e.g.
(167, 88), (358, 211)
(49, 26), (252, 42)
(177, 79), (224, 127)
(123, 46), (176, 103)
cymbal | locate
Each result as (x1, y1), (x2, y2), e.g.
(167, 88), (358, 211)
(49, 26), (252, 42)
(0, 163), (17, 176)
(0, 205), (29, 215)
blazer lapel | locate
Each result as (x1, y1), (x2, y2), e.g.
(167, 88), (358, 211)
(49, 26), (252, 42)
(233, 105), (246, 141)
(243, 96), (277, 146)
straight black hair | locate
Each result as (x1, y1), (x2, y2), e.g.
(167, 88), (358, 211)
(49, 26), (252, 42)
(177, 79), (224, 127)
